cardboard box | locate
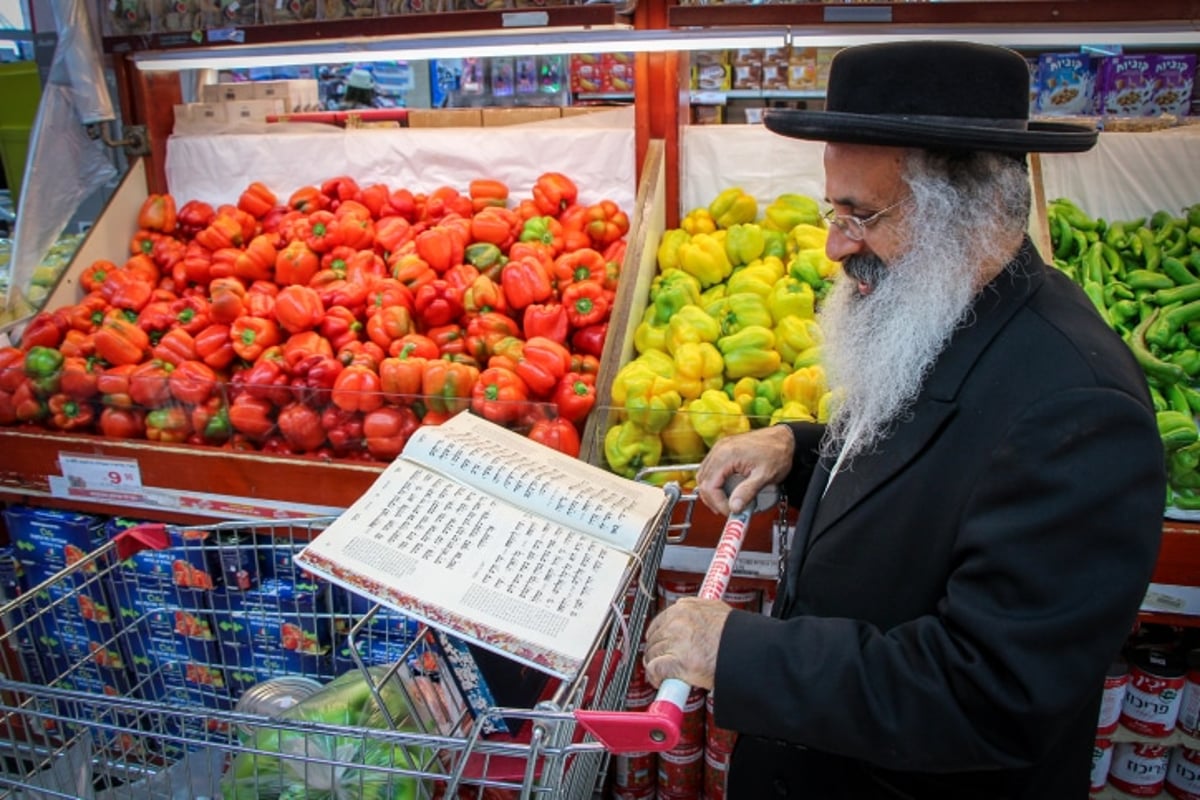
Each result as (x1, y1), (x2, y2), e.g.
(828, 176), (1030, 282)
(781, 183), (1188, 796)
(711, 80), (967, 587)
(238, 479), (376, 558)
(225, 98), (287, 126)
(407, 108), (483, 128)
(561, 105), (618, 118)
(202, 82), (255, 103)
(480, 107), (562, 127)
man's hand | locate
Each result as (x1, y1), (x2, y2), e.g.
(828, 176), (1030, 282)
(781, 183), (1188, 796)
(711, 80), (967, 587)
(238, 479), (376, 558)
(696, 424), (795, 515)
(643, 597), (732, 691)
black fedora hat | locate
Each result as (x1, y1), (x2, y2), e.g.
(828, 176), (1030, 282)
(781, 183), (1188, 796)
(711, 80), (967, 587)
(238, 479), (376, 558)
(763, 41), (1097, 154)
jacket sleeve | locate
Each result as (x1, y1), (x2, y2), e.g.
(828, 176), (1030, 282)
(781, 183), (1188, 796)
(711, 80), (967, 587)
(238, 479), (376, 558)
(713, 387), (1164, 772)
(783, 421), (825, 506)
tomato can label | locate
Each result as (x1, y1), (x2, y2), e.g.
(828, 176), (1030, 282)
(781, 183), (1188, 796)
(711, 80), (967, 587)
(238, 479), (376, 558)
(1108, 742), (1169, 796)
(658, 744), (704, 798)
(657, 576), (701, 613)
(706, 692), (737, 755)
(704, 746), (731, 800)
(626, 683), (656, 711)
(722, 588), (761, 613)
(1167, 746), (1200, 800)
(679, 689), (706, 750)
(614, 751), (657, 796)
(1179, 667), (1200, 737)
(1091, 738), (1114, 793)
(1120, 656), (1186, 737)
(612, 787), (655, 800)
(1097, 662), (1129, 736)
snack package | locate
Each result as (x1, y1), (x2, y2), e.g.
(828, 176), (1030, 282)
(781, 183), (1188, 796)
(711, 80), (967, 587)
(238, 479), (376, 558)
(156, 0), (204, 31)
(105, 0), (154, 34)
(1148, 54), (1197, 117)
(1036, 52), (1096, 116)
(1096, 54), (1155, 117)
(261, 0), (318, 23)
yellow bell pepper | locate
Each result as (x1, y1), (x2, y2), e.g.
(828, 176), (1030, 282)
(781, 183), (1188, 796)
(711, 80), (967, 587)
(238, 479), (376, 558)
(708, 187), (759, 230)
(673, 342), (725, 400)
(774, 316), (823, 364)
(767, 276), (815, 324)
(706, 292), (773, 337)
(660, 410), (708, 464)
(700, 283), (727, 307)
(793, 344), (823, 370)
(817, 390), (836, 423)
(649, 268), (703, 325)
(677, 233), (733, 288)
(666, 304), (721, 354)
(781, 365), (828, 412)
(681, 208), (717, 236)
(726, 260), (782, 299)
(763, 193), (821, 232)
(771, 401), (817, 425)
(687, 389), (751, 448)
(611, 360), (681, 433)
(656, 228), (692, 273)
(634, 318), (669, 355)
(724, 223), (766, 267)
(787, 223), (828, 253)
(604, 420), (663, 478)
(717, 325), (781, 379)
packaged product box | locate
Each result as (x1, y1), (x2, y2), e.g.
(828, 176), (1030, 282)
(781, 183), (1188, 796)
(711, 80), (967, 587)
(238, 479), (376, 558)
(205, 0), (258, 29)
(692, 105), (724, 125)
(212, 578), (332, 677)
(570, 53), (603, 94)
(731, 60), (762, 92)
(407, 108), (482, 127)
(762, 62), (789, 92)
(317, 0), (375, 19)
(225, 98), (287, 126)
(1035, 52), (1096, 116)
(787, 47), (819, 92)
(815, 48), (839, 92)
(4, 505), (108, 578)
(203, 82), (256, 103)
(1026, 57), (1040, 115)
(731, 48), (765, 66)
(693, 63), (731, 92)
(155, 0), (204, 32)
(1095, 54), (1155, 117)
(1148, 53), (1197, 116)
(104, 0), (154, 34)
(691, 50), (728, 68)
(260, 0), (318, 24)
(602, 52), (634, 94)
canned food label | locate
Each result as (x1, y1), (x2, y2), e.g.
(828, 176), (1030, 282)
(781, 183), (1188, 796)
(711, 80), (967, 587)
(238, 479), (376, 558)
(1098, 671), (1129, 735)
(1121, 667), (1186, 737)
(1091, 739), (1114, 793)
(722, 589), (761, 613)
(1109, 742), (1169, 796)
(1167, 747), (1200, 800)
(704, 746), (731, 800)
(1179, 675), (1200, 737)
(614, 751), (657, 795)
(658, 744), (704, 798)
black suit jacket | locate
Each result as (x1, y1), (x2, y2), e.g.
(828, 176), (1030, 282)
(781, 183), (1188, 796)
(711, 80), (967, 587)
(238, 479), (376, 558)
(713, 240), (1166, 799)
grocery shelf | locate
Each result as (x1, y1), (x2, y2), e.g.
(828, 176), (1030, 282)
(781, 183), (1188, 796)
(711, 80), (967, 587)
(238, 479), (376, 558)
(689, 89), (825, 105)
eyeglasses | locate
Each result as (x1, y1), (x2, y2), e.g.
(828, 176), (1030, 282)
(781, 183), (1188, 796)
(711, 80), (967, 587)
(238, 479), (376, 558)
(823, 197), (910, 242)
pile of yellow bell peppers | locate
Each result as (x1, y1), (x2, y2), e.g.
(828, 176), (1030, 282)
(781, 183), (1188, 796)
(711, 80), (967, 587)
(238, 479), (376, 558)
(604, 188), (840, 480)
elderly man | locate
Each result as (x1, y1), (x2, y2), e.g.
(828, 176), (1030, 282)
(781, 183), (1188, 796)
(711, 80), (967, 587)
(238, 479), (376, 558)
(644, 41), (1165, 799)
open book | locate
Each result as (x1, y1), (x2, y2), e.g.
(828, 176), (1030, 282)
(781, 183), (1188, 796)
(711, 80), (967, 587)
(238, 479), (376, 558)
(294, 411), (672, 679)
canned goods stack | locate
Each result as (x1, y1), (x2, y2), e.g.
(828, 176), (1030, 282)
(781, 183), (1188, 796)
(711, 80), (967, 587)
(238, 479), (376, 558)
(704, 692), (736, 800)
(612, 683), (658, 800)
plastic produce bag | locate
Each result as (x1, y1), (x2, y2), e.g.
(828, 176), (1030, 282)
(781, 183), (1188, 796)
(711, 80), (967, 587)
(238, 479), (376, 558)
(221, 666), (420, 800)
(5, 0), (118, 320)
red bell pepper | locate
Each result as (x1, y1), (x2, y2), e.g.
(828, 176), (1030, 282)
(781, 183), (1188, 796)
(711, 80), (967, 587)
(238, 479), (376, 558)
(80, 259), (115, 293)
(422, 357), (479, 415)
(514, 336), (572, 398)
(99, 406), (146, 439)
(374, 216), (415, 257)
(67, 292), (109, 333)
(282, 330), (334, 371)
(500, 255), (553, 311)
(228, 394), (276, 442)
(389, 333), (440, 361)
(190, 395), (230, 444)
(47, 393), (95, 431)
(137, 193), (178, 233)
(209, 276), (248, 325)
(244, 281), (278, 320)
(58, 330), (95, 360)
(413, 279), (465, 329)
(387, 187), (419, 222)
(468, 178), (509, 213)
(366, 305), (415, 351)
(561, 279), (612, 328)
(552, 248), (607, 288)
(231, 316), (281, 362)
(470, 206), (520, 250)
(169, 359), (218, 406)
(389, 250), (438, 293)
(194, 324), (236, 371)
(179, 241), (214, 287)
(463, 313), (520, 362)
(426, 324), (466, 358)
(583, 199), (630, 248)
(152, 236), (187, 274)
(277, 401), (327, 452)
(274, 285), (326, 334)
(552, 371), (596, 424)
(153, 327), (197, 366)
(129, 359), (176, 408)
(177, 199), (215, 238)
(528, 417), (581, 457)
(137, 300), (176, 340)
(415, 225), (465, 274)
(59, 356), (101, 401)
(275, 240), (321, 287)
(233, 233), (279, 283)
(320, 245), (356, 275)
(290, 353), (343, 408)
(443, 263), (481, 295)
(319, 306), (363, 352)
(356, 183), (391, 218)
(364, 278), (414, 319)
(145, 406), (191, 443)
(379, 355), (427, 403)
(238, 347), (293, 408)
(94, 316), (150, 366)
(363, 405), (421, 461)
(331, 364), (384, 413)
(462, 274), (508, 317)
(0, 347), (24, 393)
(19, 310), (68, 351)
(101, 268), (154, 312)
(194, 213), (246, 251)
(321, 406), (366, 456)
(337, 340), (385, 370)
(97, 363), (136, 408)
(311, 274), (367, 314)
(287, 185), (327, 214)
(519, 216), (565, 254)
(422, 185), (472, 222)
(522, 303), (569, 345)
(532, 172), (578, 217)
(344, 250), (387, 286)
(169, 295), (211, 336)
(321, 175), (361, 210)
(571, 322), (608, 359)
(302, 211), (344, 253)
(471, 366), (529, 425)
(338, 212), (376, 252)
(237, 181), (278, 219)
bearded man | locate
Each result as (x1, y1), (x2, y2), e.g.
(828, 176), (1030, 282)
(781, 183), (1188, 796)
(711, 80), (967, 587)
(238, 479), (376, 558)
(643, 41), (1166, 799)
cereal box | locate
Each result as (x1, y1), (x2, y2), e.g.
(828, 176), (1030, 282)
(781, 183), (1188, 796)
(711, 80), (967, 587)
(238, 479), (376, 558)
(1036, 52), (1096, 116)
(1149, 54), (1197, 116)
(1096, 55), (1156, 117)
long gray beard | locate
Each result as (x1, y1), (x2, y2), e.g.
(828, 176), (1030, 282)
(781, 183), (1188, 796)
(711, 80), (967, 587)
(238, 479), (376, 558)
(818, 231), (982, 465)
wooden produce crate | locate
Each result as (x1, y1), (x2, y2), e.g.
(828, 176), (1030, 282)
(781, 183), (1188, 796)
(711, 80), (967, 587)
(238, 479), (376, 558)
(1, 137), (663, 523)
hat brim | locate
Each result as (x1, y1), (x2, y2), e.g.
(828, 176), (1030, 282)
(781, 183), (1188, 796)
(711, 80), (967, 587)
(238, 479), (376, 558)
(762, 109), (1098, 154)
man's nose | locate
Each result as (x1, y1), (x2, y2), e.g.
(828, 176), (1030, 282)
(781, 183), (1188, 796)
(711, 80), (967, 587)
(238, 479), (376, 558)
(825, 224), (865, 263)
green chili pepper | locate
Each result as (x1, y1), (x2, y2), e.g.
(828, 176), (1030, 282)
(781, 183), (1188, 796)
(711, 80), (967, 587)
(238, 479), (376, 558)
(1128, 310), (1188, 386)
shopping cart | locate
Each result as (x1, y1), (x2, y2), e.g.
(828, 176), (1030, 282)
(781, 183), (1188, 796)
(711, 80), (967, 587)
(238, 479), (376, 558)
(0, 468), (782, 799)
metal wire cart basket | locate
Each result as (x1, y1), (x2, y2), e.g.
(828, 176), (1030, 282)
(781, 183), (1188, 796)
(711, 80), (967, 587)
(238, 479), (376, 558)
(0, 486), (680, 800)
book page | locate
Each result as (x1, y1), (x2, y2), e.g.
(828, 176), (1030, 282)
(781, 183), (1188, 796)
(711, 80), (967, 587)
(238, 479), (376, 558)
(294, 458), (633, 678)
(403, 411), (668, 551)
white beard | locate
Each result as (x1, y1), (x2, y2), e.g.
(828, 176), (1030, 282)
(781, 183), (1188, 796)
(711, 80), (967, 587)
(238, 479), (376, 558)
(818, 233), (983, 466)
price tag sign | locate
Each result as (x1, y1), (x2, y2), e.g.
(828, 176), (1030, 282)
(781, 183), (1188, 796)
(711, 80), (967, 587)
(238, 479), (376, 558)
(58, 454), (143, 494)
